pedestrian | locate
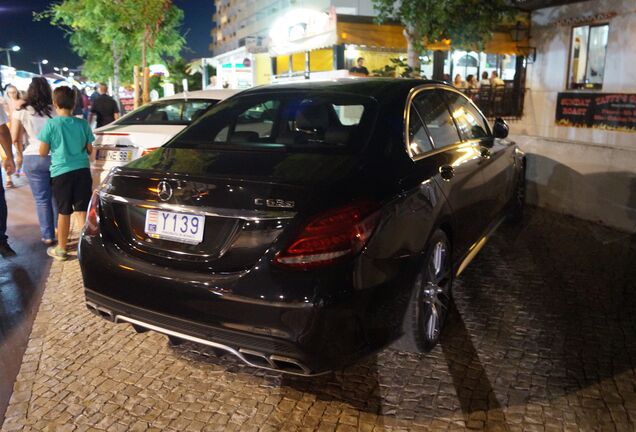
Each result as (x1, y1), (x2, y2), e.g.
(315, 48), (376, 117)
(72, 86), (84, 118)
(2, 85), (25, 187)
(12, 77), (57, 245)
(89, 85), (99, 106)
(38, 86), (94, 261)
(349, 57), (369, 76)
(88, 83), (120, 128)
(81, 88), (90, 120)
(0, 108), (16, 257)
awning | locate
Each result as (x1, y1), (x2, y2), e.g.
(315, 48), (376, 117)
(425, 31), (531, 55)
(337, 17), (531, 55)
(337, 21), (407, 50)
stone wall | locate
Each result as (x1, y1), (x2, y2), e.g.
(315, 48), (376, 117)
(510, 0), (636, 232)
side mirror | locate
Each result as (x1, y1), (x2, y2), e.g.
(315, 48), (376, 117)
(493, 117), (509, 139)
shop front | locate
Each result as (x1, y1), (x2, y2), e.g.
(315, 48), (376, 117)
(268, 8), (407, 82)
(208, 46), (271, 89)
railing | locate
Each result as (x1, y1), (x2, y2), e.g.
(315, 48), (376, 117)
(460, 81), (526, 119)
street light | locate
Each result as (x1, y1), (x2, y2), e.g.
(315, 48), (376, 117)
(0, 45), (20, 67)
(53, 66), (69, 77)
(32, 59), (48, 75)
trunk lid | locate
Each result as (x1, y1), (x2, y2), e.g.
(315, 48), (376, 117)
(98, 148), (362, 272)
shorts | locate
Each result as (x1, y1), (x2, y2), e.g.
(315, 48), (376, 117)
(51, 168), (92, 215)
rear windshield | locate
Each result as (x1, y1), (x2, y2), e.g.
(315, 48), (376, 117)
(116, 99), (218, 125)
(167, 92), (377, 153)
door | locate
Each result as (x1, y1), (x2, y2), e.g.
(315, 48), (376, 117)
(409, 88), (487, 257)
(443, 91), (516, 223)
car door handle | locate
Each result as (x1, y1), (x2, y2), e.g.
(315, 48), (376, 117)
(480, 148), (491, 159)
(439, 165), (454, 181)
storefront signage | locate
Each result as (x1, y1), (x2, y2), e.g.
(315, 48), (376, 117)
(118, 88), (135, 114)
(555, 92), (636, 133)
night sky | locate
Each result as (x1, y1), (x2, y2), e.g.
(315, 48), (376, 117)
(0, 0), (214, 74)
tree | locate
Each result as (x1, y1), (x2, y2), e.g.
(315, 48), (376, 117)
(372, 57), (417, 78)
(37, 0), (184, 98)
(373, 0), (517, 72)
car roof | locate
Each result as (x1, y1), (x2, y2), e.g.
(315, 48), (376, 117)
(238, 78), (448, 100)
(160, 89), (241, 101)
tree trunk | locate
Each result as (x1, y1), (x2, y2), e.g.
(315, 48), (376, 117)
(403, 29), (421, 75)
(112, 42), (121, 107)
(141, 27), (150, 103)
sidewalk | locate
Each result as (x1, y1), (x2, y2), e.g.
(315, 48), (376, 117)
(1, 207), (635, 431)
(0, 177), (51, 424)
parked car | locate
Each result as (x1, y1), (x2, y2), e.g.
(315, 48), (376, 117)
(79, 79), (525, 376)
(90, 89), (239, 185)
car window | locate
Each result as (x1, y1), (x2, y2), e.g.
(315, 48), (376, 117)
(332, 104), (364, 126)
(407, 103), (434, 158)
(117, 99), (216, 125)
(183, 100), (218, 122)
(443, 91), (490, 141)
(154, 103), (182, 122)
(412, 90), (461, 148)
(233, 100), (279, 139)
(172, 92), (378, 153)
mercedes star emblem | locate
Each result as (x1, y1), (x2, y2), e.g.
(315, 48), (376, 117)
(157, 181), (173, 202)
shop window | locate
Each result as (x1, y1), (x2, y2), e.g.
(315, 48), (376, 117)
(568, 24), (609, 90)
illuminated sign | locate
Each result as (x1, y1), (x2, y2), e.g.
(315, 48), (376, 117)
(269, 8), (337, 56)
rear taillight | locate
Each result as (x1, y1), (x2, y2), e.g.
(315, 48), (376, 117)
(141, 147), (159, 157)
(84, 190), (100, 236)
(273, 201), (381, 270)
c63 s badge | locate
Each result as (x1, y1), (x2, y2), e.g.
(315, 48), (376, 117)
(254, 198), (295, 209)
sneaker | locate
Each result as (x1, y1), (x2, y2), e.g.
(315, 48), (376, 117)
(0, 243), (16, 258)
(47, 246), (68, 261)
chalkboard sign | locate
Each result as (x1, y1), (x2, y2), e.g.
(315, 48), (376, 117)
(555, 92), (636, 132)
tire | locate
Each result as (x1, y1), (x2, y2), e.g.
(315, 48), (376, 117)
(508, 162), (526, 223)
(399, 229), (453, 353)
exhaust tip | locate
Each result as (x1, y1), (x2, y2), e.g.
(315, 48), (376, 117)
(86, 302), (114, 321)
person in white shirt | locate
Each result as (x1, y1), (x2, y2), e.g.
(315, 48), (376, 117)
(11, 77), (57, 245)
(479, 71), (491, 87)
(1, 85), (24, 187)
(0, 107), (16, 257)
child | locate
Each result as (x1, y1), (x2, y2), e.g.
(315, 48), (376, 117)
(38, 86), (94, 261)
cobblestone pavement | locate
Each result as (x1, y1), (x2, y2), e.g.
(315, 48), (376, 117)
(0, 180), (52, 422)
(1, 208), (635, 431)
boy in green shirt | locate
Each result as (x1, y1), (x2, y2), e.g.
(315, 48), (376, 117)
(38, 86), (95, 261)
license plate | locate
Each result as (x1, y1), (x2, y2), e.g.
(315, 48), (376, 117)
(97, 150), (133, 162)
(144, 209), (205, 245)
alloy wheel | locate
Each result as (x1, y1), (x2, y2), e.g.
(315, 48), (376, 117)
(417, 238), (451, 349)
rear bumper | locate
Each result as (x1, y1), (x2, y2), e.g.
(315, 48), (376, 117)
(85, 290), (320, 375)
(79, 234), (407, 375)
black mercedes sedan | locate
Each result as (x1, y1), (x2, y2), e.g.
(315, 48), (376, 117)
(79, 79), (525, 376)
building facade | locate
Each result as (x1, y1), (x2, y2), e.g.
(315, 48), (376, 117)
(208, 0), (406, 89)
(510, 0), (635, 232)
(211, 0), (378, 56)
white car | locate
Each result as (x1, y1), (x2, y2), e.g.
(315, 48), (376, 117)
(91, 89), (239, 185)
